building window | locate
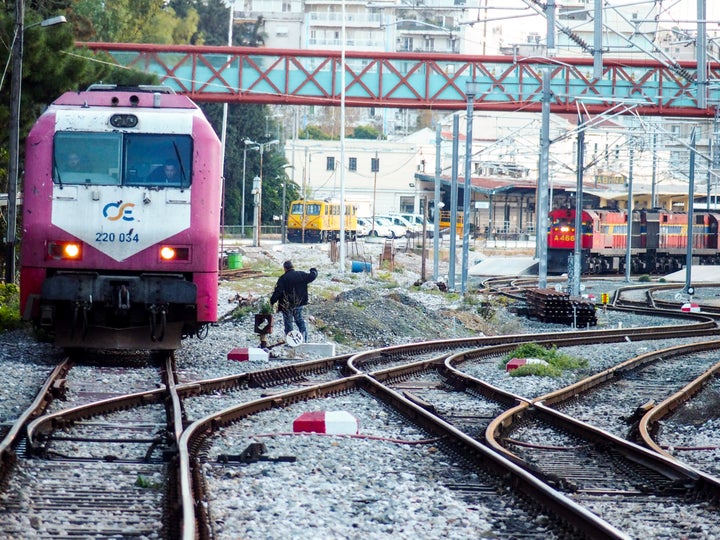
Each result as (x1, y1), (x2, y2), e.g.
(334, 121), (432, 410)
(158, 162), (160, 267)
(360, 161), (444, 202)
(371, 157), (380, 172)
(348, 157), (357, 171)
(326, 156), (335, 171)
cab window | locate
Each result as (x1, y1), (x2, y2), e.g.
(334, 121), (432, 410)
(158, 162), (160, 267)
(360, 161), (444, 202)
(124, 134), (192, 187)
(53, 132), (122, 185)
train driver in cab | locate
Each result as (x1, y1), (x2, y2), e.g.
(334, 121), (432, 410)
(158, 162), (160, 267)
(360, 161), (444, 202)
(148, 159), (180, 184)
(64, 152), (83, 172)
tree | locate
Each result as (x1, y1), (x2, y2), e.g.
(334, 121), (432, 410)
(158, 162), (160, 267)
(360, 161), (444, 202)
(69, 0), (175, 43)
(176, 0), (290, 228)
(189, 0), (232, 46)
(349, 125), (384, 140)
(236, 16), (265, 47)
(298, 125), (334, 140)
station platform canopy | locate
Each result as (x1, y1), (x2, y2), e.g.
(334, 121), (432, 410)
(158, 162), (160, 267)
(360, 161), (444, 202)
(415, 172), (701, 212)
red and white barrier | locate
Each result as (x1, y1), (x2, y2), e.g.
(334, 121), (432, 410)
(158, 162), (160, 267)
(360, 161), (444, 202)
(227, 347), (269, 362)
(293, 411), (360, 435)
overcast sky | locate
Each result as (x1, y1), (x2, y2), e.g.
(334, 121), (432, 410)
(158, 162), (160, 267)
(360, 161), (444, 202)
(467, 0), (720, 53)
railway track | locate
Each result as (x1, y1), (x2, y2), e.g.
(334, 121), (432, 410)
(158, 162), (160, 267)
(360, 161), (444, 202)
(639, 360), (720, 478)
(0, 353), (183, 538)
(174, 319), (719, 538)
(180, 373), (624, 539)
(2, 288), (720, 539)
(483, 339), (720, 539)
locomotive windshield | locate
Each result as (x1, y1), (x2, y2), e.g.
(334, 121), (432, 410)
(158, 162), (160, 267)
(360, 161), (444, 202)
(291, 202), (321, 215)
(53, 132), (192, 188)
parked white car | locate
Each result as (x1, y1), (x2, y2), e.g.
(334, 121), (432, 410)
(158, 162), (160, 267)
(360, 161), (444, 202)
(400, 213), (433, 237)
(375, 216), (408, 238)
(356, 217), (372, 237)
(357, 216), (388, 238)
(380, 215), (415, 235)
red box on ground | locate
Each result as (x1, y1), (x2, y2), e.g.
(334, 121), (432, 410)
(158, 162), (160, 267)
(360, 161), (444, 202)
(506, 358), (527, 372)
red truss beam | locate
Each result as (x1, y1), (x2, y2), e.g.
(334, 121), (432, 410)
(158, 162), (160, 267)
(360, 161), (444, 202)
(81, 42), (720, 117)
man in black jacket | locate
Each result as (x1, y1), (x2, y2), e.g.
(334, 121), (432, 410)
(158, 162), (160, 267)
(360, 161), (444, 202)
(270, 260), (318, 342)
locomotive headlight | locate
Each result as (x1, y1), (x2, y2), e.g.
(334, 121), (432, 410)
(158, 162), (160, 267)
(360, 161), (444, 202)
(560, 226), (571, 233)
(48, 241), (82, 260)
(160, 246), (176, 260)
(160, 245), (190, 262)
(64, 243), (81, 258)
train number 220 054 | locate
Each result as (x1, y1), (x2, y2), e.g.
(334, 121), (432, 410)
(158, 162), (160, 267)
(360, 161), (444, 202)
(95, 230), (140, 243)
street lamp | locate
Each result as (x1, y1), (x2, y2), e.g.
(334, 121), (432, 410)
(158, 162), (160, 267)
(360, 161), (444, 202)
(242, 139), (259, 237)
(252, 175), (262, 247)
(5, 7), (67, 283)
(251, 139), (279, 247)
(280, 164), (293, 244)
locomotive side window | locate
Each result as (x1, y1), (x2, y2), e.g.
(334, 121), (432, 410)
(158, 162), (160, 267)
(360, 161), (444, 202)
(53, 132), (122, 185)
(124, 134), (192, 187)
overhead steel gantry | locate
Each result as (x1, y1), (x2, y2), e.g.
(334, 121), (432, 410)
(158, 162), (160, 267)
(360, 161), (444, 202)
(82, 42), (720, 118)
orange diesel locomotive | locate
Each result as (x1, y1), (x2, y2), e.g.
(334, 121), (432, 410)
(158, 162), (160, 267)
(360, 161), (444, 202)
(548, 208), (720, 274)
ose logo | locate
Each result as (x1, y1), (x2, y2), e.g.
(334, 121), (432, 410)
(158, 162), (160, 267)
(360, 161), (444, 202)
(103, 201), (135, 222)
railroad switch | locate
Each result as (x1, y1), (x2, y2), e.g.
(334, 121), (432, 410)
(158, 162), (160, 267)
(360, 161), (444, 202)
(217, 442), (296, 464)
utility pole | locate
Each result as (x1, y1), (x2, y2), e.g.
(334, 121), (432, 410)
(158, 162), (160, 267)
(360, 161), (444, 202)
(5, 0), (24, 284)
(624, 145), (634, 282)
(462, 81), (480, 294)
(5, 8), (66, 283)
(571, 115), (585, 297)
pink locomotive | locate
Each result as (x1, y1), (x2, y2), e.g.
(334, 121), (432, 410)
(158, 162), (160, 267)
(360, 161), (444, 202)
(20, 85), (222, 350)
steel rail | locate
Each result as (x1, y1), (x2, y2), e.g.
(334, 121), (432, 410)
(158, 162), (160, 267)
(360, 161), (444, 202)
(25, 387), (167, 456)
(177, 374), (629, 540)
(0, 359), (70, 479)
(638, 360), (720, 459)
(485, 339), (720, 474)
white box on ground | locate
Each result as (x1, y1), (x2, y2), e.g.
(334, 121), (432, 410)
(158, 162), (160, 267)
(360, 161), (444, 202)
(296, 342), (336, 357)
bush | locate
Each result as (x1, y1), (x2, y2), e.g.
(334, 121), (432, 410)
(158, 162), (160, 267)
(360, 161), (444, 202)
(0, 283), (22, 331)
(500, 342), (588, 377)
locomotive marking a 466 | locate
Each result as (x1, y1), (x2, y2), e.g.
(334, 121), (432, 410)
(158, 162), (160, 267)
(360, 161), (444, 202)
(548, 208), (720, 275)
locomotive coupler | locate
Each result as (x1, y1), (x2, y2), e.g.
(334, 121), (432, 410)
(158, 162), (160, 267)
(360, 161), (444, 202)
(148, 304), (168, 342)
(71, 298), (91, 339)
(117, 285), (130, 310)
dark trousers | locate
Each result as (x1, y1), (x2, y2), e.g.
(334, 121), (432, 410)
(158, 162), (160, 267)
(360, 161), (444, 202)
(281, 306), (307, 342)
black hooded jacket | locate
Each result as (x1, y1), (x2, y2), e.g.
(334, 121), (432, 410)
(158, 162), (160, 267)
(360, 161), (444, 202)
(270, 268), (318, 311)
